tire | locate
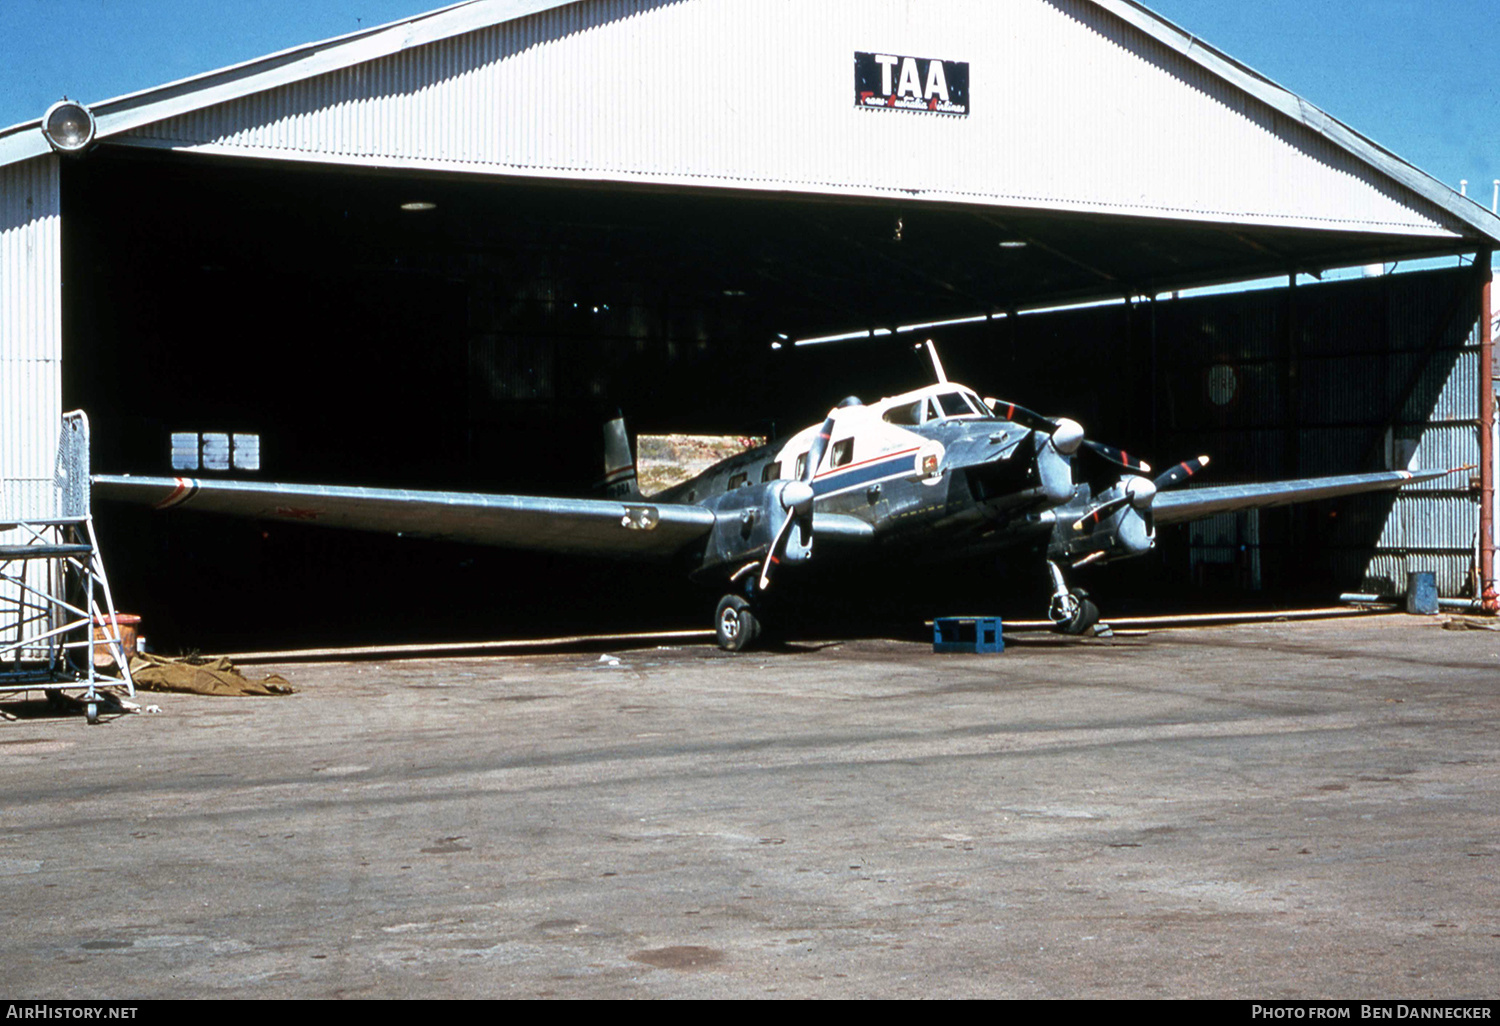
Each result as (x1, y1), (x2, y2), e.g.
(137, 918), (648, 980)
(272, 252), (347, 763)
(1052, 591), (1100, 635)
(715, 594), (759, 652)
(1059, 597), (1100, 635)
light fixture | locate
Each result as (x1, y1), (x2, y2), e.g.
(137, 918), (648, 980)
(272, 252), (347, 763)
(998, 240), (1027, 249)
(400, 201), (437, 212)
(40, 99), (95, 154)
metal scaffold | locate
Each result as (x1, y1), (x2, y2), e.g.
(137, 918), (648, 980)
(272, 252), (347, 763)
(1, 412), (134, 723)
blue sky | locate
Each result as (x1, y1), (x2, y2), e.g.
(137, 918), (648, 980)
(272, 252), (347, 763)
(1, 0), (1495, 201)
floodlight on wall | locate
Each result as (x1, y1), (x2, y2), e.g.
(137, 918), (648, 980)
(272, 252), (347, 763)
(400, 201), (437, 212)
(41, 99), (96, 154)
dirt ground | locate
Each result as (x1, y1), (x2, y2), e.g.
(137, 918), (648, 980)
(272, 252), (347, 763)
(1, 614), (1496, 999)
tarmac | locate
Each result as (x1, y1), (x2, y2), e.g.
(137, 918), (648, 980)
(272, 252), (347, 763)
(1, 613), (1497, 999)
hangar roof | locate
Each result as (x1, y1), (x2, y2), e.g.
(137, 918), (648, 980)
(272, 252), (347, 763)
(3, 0), (1497, 317)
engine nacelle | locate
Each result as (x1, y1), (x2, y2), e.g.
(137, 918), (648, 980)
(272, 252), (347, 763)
(696, 480), (811, 578)
(1051, 480), (1156, 563)
(1112, 507), (1153, 557)
(1035, 431), (1078, 507)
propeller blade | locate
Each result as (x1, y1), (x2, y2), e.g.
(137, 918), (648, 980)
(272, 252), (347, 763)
(1070, 495), (1130, 532)
(990, 400), (1056, 434)
(1082, 440), (1151, 474)
(757, 507), (800, 591)
(1153, 455), (1210, 491)
(803, 410), (839, 484)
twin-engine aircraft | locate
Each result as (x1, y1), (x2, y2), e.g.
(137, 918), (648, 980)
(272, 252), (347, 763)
(93, 344), (1446, 650)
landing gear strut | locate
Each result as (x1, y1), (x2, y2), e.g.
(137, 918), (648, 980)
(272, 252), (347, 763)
(1047, 560), (1099, 635)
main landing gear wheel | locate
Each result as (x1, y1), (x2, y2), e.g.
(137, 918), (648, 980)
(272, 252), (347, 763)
(715, 594), (761, 652)
(1049, 588), (1100, 636)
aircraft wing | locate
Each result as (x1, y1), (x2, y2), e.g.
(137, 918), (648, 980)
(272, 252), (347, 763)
(91, 475), (875, 558)
(1152, 469), (1451, 527)
(92, 475), (718, 559)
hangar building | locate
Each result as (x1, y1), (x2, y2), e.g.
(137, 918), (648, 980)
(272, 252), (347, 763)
(1, 0), (1496, 647)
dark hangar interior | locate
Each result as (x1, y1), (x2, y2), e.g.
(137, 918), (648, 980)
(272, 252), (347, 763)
(63, 145), (1486, 649)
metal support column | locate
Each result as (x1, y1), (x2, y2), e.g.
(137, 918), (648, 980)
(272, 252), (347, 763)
(1480, 255), (1496, 612)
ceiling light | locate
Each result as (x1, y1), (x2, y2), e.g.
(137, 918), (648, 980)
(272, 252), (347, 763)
(41, 99), (95, 154)
(999, 240), (1027, 249)
(400, 201), (436, 212)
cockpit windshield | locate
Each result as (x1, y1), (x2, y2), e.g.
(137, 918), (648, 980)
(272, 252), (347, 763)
(935, 392), (989, 418)
(882, 389), (991, 425)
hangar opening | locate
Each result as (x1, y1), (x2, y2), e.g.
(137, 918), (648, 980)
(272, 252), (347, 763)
(4, 0), (1496, 650)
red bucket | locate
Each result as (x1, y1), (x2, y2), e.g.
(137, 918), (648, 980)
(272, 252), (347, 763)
(92, 613), (141, 668)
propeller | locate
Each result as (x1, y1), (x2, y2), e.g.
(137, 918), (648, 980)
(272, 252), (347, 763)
(757, 407), (839, 591)
(1070, 473), (1156, 532)
(1069, 454), (1211, 534)
(990, 401), (1085, 456)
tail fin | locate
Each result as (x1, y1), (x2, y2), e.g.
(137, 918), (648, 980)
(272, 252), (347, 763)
(598, 414), (642, 500)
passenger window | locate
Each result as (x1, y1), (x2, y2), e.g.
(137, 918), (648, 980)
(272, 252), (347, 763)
(831, 438), (854, 468)
(762, 461), (782, 482)
(727, 471), (748, 490)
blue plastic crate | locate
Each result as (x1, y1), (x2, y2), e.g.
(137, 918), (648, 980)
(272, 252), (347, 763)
(933, 616), (1005, 654)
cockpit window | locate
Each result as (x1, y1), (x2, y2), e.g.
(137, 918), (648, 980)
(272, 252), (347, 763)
(936, 392), (983, 418)
(831, 438), (854, 468)
(761, 461), (782, 482)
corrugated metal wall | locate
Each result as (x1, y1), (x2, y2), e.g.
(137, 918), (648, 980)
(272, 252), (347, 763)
(1137, 269), (1480, 597)
(126, 0), (1462, 236)
(0, 155), (61, 522)
(1, 155), (61, 655)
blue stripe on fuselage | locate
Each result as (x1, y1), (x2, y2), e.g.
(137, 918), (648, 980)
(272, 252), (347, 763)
(811, 449), (919, 498)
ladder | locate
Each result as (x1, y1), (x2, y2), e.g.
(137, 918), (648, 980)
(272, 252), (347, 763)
(0, 412), (134, 723)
